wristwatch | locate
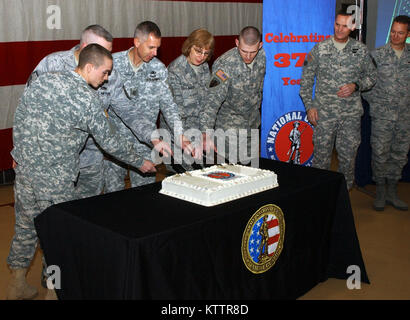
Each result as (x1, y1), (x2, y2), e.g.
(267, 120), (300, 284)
(353, 82), (359, 92)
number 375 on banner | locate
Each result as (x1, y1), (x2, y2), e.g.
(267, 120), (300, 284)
(274, 53), (307, 68)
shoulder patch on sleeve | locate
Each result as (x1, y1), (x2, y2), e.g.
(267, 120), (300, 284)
(209, 77), (221, 88)
(215, 69), (228, 82)
(304, 52), (314, 66)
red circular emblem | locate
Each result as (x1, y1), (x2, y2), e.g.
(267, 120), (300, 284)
(207, 172), (234, 179)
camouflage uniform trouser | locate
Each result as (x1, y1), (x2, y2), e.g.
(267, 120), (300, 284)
(103, 160), (156, 193)
(103, 159), (127, 192)
(371, 117), (410, 182)
(312, 114), (361, 189)
(75, 162), (104, 199)
(130, 167), (156, 187)
(7, 166), (75, 269)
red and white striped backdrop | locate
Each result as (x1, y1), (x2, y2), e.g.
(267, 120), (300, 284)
(0, 0), (262, 170)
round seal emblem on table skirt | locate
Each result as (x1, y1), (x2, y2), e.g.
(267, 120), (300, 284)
(241, 204), (285, 274)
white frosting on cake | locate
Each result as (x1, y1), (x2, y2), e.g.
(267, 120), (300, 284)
(159, 164), (279, 206)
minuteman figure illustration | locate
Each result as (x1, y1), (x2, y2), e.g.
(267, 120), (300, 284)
(287, 121), (305, 164)
(257, 216), (270, 263)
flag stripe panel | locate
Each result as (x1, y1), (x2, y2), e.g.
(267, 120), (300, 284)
(0, 0), (262, 170)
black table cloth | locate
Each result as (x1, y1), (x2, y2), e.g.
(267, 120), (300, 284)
(35, 158), (369, 299)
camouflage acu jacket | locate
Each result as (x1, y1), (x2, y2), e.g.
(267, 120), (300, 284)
(113, 49), (183, 136)
(200, 47), (266, 132)
(12, 71), (140, 180)
(30, 45), (151, 167)
(363, 43), (409, 121)
(160, 54), (211, 134)
(300, 36), (376, 117)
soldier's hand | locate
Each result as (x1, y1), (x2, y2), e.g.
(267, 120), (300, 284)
(192, 142), (203, 160)
(180, 135), (193, 154)
(12, 159), (17, 169)
(337, 83), (356, 98)
(152, 139), (173, 158)
(307, 108), (318, 126)
(139, 160), (157, 173)
(202, 133), (217, 154)
(180, 135), (202, 160)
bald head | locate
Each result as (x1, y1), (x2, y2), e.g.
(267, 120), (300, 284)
(239, 26), (261, 46)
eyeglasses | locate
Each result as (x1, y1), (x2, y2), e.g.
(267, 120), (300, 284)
(193, 46), (211, 57)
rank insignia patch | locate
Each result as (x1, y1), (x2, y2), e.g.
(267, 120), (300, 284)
(215, 69), (228, 82)
(147, 71), (160, 81)
(242, 204), (285, 274)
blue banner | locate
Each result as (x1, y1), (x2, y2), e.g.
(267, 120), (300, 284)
(261, 0), (335, 166)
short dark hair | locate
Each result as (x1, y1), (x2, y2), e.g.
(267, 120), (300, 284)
(134, 21), (161, 41)
(80, 25), (113, 46)
(78, 43), (112, 69)
(335, 9), (357, 26)
(393, 15), (410, 31)
(336, 9), (352, 18)
(239, 26), (261, 46)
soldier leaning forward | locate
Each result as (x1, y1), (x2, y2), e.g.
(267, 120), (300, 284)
(7, 45), (143, 300)
(201, 26), (266, 164)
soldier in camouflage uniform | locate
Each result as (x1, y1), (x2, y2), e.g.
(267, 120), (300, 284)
(159, 28), (215, 171)
(200, 26), (265, 165)
(28, 25), (158, 198)
(25, 25), (162, 293)
(7, 44), (148, 300)
(363, 15), (410, 211)
(299, 11), (376, 190)
(107, 21), (197, 190)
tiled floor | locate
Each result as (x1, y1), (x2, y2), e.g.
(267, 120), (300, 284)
(0, 166), (409, 300)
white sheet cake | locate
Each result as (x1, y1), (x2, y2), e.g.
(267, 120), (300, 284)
(159, 163), (279, 206)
